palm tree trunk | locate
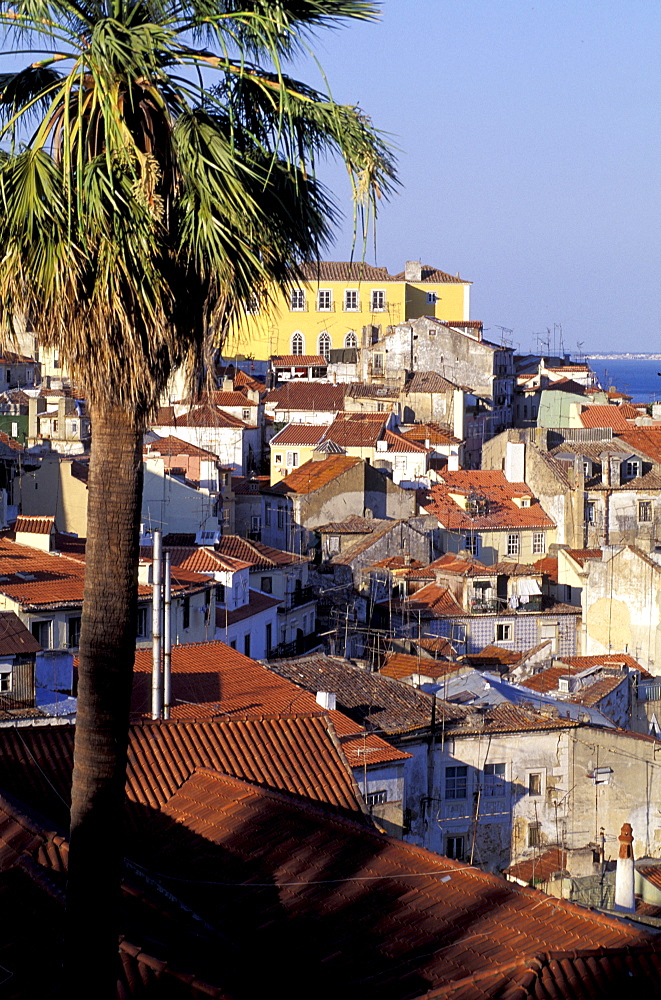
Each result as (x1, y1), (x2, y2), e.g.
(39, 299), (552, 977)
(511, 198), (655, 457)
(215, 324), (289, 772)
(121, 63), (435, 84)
(66, 405), (144, 997)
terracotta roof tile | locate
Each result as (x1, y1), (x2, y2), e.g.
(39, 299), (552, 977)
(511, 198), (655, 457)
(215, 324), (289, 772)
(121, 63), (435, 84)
(164, 546), (253, 574)
(564, 548), (602, 567)
(271, 354), (327, 366)
(381, 653), (461, 681)
(324, 411), (388, 449)
(297, 261), (392, 282)
(263, 382), (346, 411)
(397, 582), (466, 617)
(401, 422), (461, 446)
(215, 589), (280, 626)
(0, 612), (42, 655)
(557, 653), (652, 677)
(14, 515), (54, 535)
(215, 535), (306, 570)
(153, 404), (248, 429)
(383, 429), (428, 453)
(504, 846), (569, 885)
(422, 471), (555, 531)
(580, 406), (631, 431)
(130, 641), (406, 768)
(268, 455), (361, 495)
(637, 865), (661, 891)
(270, 424), (328, 446)
(406, 372), (460, 394)
(210, 391), (257, 407)
(615, 427), (661, 465)
(144, 435), (219, 459)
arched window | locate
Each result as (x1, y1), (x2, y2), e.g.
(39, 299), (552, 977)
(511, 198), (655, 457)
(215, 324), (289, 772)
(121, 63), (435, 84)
(344, 330), (358, 349)
(291, 332), (304, 356)
(318, 331), (331, 361)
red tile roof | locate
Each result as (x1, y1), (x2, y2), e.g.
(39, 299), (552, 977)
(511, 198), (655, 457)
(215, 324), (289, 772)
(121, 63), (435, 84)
(533, 556), (558, 581)
(165, 546), (253, 574)
(268, 456), (361, 495)
(130, 641), (406, 767)
(154, 404), (249, 429)
(401, 422), (461, 446)
(422, 471), (555, 531)
(137, 770), (656, 1000)
(263, 382), (346, 411)
(557, 653), (652, 677)
(210, 390), (258, 407)
(215, 588), (281, 626)
(298, 261), (392, 282)
(144, 435), (218, 459)
(637, 865), (661, 890)
(14, 515), (54, 535)
(580, 405), (631, 431)
(563, 548), (602, 567)
(383, 428), (428, 453)
(0, 612), (42, 655)
(270, 424), (328, 446)
(380, 653), (462, 681)
(215, 535), (306, 569)
(426, 552), (492, 577)
(504, 846), (569, 885)
(401, 582), (467, 617)
(616, 427), (661, 464)
(271, 354), (327, 366)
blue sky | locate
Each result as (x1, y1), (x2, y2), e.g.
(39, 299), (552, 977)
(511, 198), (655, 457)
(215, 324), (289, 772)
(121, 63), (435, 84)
(290, 1), (661, 355)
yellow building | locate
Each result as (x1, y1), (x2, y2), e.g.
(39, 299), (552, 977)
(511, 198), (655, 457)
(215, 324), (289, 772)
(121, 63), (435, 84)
(225, 260), (471, 362)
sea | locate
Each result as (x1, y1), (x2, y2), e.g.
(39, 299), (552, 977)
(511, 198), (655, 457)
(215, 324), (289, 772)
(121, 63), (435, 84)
(586, 358), (661, 404)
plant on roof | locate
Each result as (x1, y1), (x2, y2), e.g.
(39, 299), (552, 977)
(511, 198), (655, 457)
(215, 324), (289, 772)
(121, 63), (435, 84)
(0, 1), (395, 993)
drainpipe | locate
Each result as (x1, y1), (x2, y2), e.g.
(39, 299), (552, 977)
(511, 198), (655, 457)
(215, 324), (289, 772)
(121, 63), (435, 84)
(151, 530), (162, 720)
(163, 550), (171, 721)
(614, 823), (635, 913)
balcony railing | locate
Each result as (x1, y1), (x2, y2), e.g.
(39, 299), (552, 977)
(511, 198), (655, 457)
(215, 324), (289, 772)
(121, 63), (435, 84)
(277, 585), (315, 612)
(270, 632), (321, 658)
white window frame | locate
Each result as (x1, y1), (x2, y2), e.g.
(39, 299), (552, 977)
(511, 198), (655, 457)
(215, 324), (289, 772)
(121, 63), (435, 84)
(317, 289), (332, 311)
(585, 500), (596, 523)
(484, 762), (506, 798)
(639, 500), (653, 523)
(426, 292), (437, 304)
(344, 289), (359, 312)
(344, 330), (358, 348)
(290, 288), (306, 311)
(291, 332), (305, 356)
(464, 534), (480, 556)
(318, 331), (331, 361)
(371, 289), (386, 312)
(495, 622), (512, 642)
(532, 532), (545, 554)
(286, 451), (299, 468)
(507, 533), (520, 557)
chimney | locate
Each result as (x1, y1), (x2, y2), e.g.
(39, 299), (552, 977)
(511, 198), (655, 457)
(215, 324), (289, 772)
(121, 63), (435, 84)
(504, 441), (525, 483)
(316, 690), (336, 711)
(614, 823), (635, 913)
(609, 455), (621, 488)
(405, 260), (422, 282)
(447, 454), (459, 472)
(222, 377), (233, 392)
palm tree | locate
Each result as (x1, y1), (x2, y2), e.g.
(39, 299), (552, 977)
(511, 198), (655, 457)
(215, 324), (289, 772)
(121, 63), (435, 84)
(0, 2), (395, 992)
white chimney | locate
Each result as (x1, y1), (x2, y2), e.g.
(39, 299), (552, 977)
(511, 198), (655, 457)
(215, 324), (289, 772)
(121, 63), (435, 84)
(447, 454), (460, 472)
(316, 690), (336, 711)
(504, 441), (525, 483)
(614, 823), (635, 913)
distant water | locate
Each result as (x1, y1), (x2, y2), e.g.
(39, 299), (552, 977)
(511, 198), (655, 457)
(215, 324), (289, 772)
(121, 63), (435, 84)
(587, 358), (661, 404)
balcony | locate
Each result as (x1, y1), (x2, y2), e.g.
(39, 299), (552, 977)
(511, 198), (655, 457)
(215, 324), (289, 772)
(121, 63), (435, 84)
(270, 632), (321, 658)
(277, 585), (315, 612)
(469, 599), (501, 615)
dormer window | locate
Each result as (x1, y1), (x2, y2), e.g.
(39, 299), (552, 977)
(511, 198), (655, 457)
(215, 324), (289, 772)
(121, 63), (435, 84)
(624, 460), (640, 480)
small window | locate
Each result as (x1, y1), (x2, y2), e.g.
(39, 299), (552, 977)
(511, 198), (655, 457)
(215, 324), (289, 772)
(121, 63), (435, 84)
(507, 533), (520, 557)
(365, 789), (387, 807)
(291, 332), (304, 355)
(372, 353), (384, 373)
(464, 534), (480, 556)
(137, 607), (149, 639)
(261, 576), (272, 594)
(426, 292), (437, 304)
(484, 763), (506, 797)
(230, 639), (237, 650)
(344, 290), (359, 312)
(264, 503), (272, 526)
(67, 616), (82, 649)
(216, 583), (225, 603)
(344, 330), (358, 348)
(445, 765), (468, 800)
(639, 501), (653, 523)
(286, 451), (299, 468)
(0, 670), (11, 693)
(5, 371), (10, 382)
(528, 773), (542, 796)
(624, 460), (640, 479)
(317, 289), (332, 311)
(290, 289), (306, 311)
(242, 408), (250, 420)
(528, 822), (541, 847)
(266, 623), (272, 655)
(10, 421), (17, 438)
(495, 623), (512, 642)
(446, 835), (464, 860)
(371, 289), (386, 312)
(585, 501), (596, 523)
(565, 584), (572, 602)
(533, 532), (545, 554)
(540, 621), (558, 652)
(31, 619), (52, 649)
(274, 453), (283, 465)
(277, 507), (285, 529)
(182, 596), (190, 630)
(244, 633), (251, 657)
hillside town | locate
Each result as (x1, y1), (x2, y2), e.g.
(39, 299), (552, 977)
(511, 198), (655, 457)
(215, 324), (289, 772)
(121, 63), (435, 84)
(2, 260), (661, 993)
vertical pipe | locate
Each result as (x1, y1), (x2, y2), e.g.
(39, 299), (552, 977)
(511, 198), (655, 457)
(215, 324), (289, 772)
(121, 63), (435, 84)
(151, 530), (162, 720)
(163, 551), (171, 721)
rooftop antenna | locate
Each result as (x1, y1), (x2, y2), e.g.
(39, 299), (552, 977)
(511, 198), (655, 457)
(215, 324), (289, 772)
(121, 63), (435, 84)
(495, 325), (513, 348)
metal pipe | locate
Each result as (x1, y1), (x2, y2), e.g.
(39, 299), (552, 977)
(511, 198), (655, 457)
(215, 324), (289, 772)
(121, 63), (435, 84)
(163, 551), (171, 721)
(151, 530), (162, 720)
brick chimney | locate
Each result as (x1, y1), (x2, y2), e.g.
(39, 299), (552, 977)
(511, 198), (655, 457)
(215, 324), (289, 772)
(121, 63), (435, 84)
(614, 823), (635, 913)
